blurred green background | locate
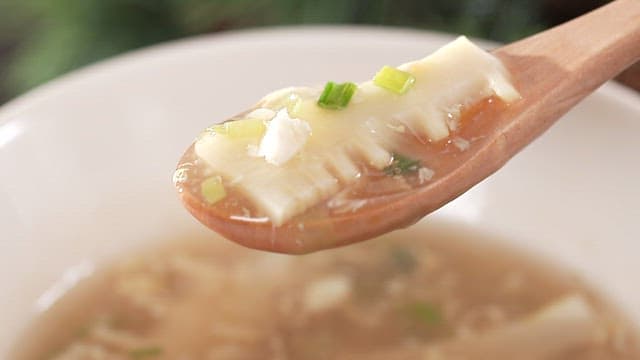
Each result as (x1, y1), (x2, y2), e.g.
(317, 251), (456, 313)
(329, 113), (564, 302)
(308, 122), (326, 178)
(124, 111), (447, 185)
(0, 0), (612, 104)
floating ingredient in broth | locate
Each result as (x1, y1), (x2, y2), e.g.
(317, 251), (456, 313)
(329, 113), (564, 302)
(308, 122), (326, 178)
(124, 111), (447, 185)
(424, 295), (599, 359)
(304, 274), (352, 312)
(404, 301), (443, 326)
(129, 346), (163, 359)
(390, 246), (417, 273)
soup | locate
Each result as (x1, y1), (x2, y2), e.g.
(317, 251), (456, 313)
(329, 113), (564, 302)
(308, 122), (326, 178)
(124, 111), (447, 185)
(11, 225), (639, 359)
(174, 37), (521, 253)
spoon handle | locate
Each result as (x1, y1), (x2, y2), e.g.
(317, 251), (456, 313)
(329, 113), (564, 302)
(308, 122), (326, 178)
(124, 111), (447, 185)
(492, 0), (640, 159)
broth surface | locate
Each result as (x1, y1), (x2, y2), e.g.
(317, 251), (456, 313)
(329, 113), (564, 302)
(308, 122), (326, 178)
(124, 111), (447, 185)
(12, 225), (640, 359)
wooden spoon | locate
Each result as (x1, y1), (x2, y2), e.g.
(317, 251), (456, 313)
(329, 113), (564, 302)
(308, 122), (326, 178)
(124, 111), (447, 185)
(177, 0), (640, 254)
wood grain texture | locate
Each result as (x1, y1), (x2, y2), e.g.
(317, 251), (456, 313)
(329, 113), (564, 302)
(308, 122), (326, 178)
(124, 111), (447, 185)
(617, 61), (640, 91)
(493, 0), (640, 157)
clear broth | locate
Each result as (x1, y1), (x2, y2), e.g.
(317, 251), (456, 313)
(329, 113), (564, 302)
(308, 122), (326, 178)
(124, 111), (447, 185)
(11, 224), (640, 359)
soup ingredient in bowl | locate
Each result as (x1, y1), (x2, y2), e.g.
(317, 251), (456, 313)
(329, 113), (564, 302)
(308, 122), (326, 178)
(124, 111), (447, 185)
(11, 227), (640, 359)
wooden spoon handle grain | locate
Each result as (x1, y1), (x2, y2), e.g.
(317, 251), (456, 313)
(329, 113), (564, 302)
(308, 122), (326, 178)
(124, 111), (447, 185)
(492, 0), (640, 160)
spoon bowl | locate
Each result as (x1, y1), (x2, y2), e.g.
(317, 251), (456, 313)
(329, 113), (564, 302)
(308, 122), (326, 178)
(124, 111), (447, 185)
(178, 0), (640, 253)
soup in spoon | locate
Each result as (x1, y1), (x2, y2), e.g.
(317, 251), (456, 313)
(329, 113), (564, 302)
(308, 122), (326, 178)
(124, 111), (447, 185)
(175, 37), (520, 253)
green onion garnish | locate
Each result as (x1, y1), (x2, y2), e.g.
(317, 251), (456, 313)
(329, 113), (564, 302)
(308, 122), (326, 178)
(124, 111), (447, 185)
(373, 65), (416, 94)
(201, 176), (226, 204)
(317, 81), (358, 110)
(404, 301), (442, 326)
(211, 118), (266, 138)
(129, 346), (163, 359)
(287, 94), (303, 116)
(384, 153), (421, 176)
(270, 92), (303, 116)
(391, 247), (417, 273)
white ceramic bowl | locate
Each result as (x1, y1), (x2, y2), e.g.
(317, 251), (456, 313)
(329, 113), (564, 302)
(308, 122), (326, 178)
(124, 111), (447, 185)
(1, 27), (639, 355)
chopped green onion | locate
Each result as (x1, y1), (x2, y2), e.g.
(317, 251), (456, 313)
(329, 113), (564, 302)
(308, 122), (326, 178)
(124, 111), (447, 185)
(373, 66), (416, 94)
(317, 81), (358, 110)
(269, 92), (303, 116)
(404, 301), (442, 326)
(384, 153), (421, 176)
(391, 247), (417, 273)
(211, 118), (266, 138)
(129, 346), (163, 359)
(287, 94), (303, 116)
(201, 176), (226, 204)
